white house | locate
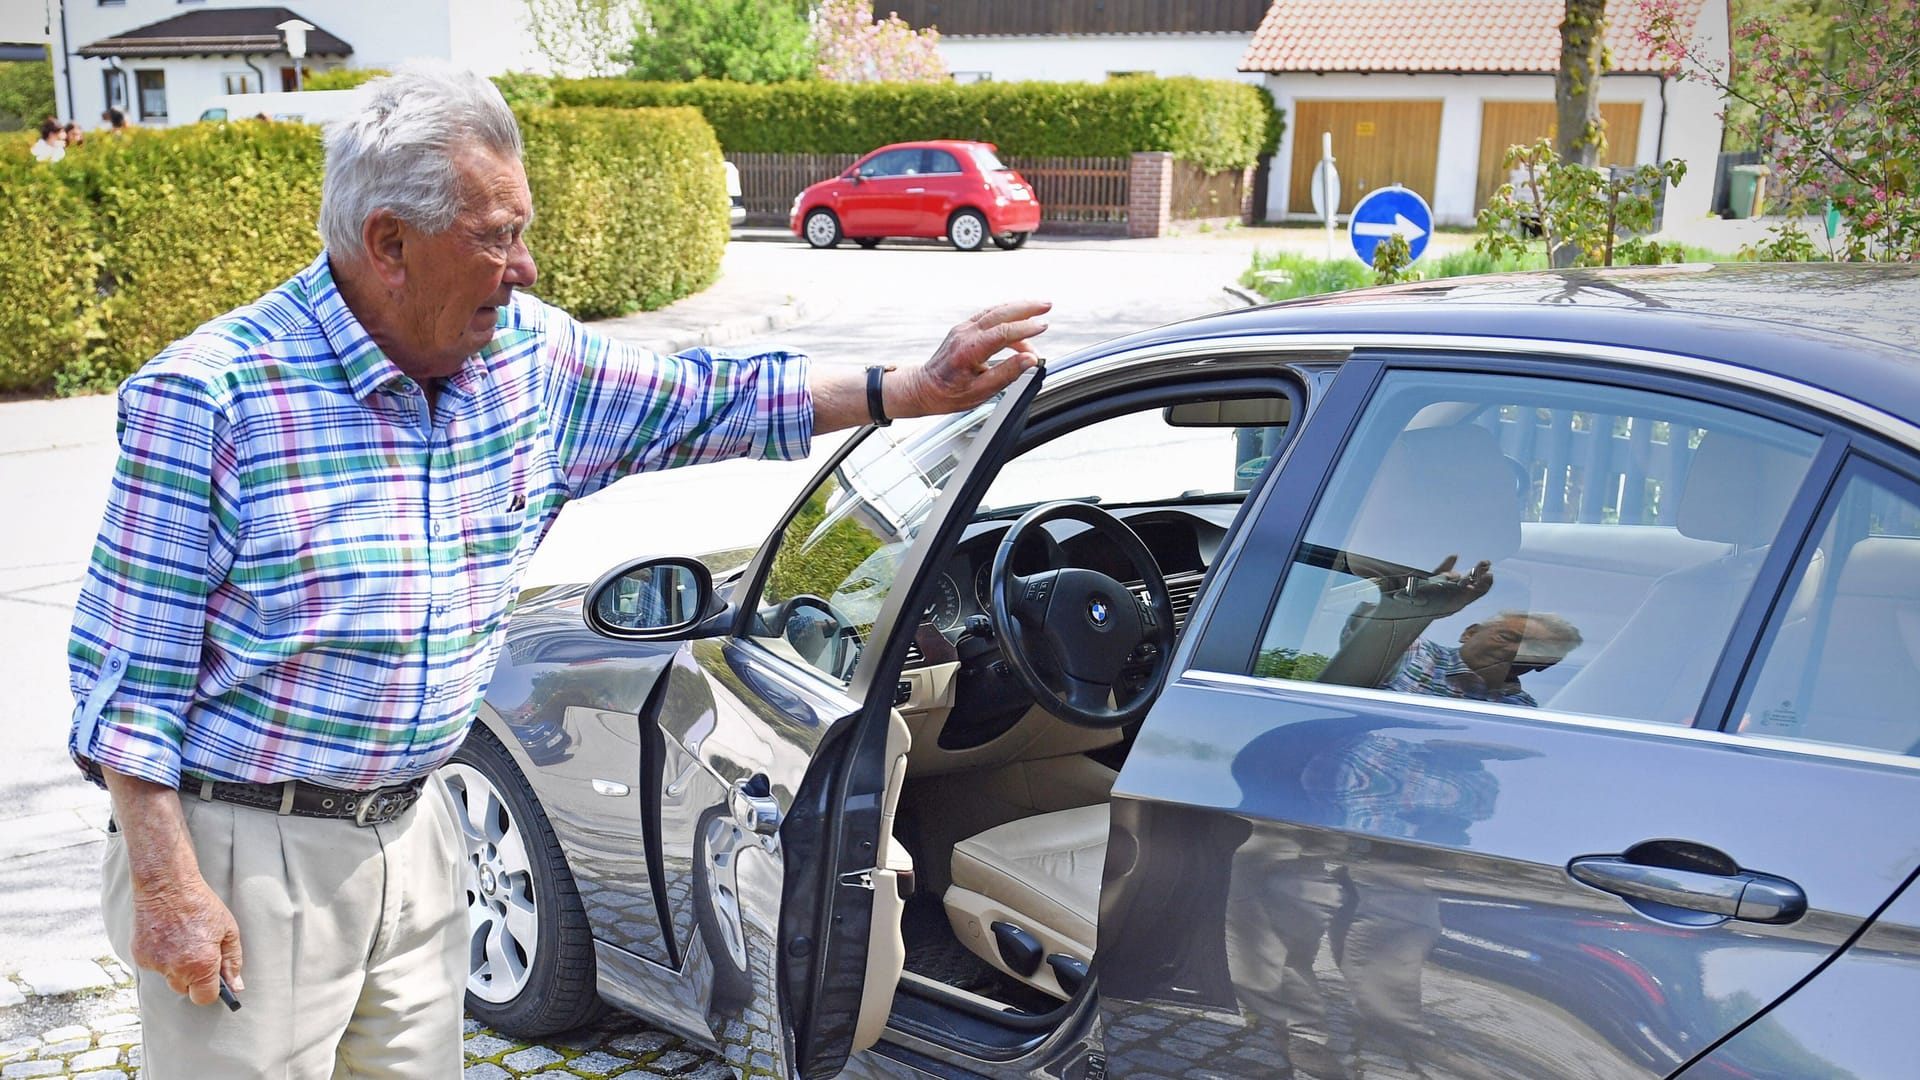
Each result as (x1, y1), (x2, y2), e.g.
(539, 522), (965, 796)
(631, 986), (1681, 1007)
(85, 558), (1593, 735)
(46, 0), (547, 129)
(1241, 0), (1729, 228)
(889, 0), (1267, 85)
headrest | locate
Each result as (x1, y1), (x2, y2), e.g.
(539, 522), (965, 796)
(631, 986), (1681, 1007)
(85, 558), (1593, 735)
(1338, 424), (1522, 571)
(1676, 432), (1811, 547)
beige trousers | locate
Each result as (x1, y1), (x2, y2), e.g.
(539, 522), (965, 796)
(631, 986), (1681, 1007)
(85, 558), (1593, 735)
(102, 775), (468, 1080)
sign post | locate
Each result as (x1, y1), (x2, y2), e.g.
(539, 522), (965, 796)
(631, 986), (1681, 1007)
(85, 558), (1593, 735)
(1310, 132), (1341, 260)
(278, 19), (315, 92)
(1347, 184), (1434, 267)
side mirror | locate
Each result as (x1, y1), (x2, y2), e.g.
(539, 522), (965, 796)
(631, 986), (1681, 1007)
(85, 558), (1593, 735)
(847, 171), (863, 185)
(584, 556), (728, 641)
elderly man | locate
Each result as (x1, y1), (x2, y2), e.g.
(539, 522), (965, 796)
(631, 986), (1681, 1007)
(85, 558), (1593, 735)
(67, 63), (1045, 1079)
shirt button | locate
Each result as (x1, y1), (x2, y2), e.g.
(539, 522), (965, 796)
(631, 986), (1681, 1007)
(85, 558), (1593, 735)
(433, 604), (448, 616)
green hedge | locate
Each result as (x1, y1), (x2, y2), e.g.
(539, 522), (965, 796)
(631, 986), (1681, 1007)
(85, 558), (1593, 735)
(0, 106), (727, 395)
(519, 106), (727, 319)
(552, 75), (1280, 172)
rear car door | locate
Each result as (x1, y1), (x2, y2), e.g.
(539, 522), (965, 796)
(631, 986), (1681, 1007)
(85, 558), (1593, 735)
(1099, 352), (1920, 1079)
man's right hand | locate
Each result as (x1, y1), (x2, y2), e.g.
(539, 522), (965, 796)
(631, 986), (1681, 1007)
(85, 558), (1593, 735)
(1366, 554), (1493, 621)
(132, 877), (243, 1006)
(102, 768), (246, 1005)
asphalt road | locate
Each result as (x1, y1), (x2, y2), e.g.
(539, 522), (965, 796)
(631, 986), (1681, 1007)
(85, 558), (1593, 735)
(0, 225), (1320, 1036)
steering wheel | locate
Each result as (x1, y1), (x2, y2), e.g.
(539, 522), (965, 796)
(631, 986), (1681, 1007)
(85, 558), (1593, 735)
(988, 502), (1177, 728)
(770, 593), (862, 680)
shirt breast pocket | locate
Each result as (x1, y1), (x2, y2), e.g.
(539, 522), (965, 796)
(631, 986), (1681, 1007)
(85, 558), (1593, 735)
(462, 509), (530, 629)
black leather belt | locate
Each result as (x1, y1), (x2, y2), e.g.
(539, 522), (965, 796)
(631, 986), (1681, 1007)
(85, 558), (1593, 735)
(186, 775), (428, 827)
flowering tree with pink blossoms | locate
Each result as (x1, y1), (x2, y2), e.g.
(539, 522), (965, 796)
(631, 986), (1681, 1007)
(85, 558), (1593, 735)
(1638, 0), (1918, 261)
(813, 0), (946, 83)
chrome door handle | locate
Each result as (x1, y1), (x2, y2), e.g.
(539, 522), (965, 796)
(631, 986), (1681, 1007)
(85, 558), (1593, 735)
(906, 187), (926, 193)
(730, 775), (781, 835)
(1569, 856), (1807, 924)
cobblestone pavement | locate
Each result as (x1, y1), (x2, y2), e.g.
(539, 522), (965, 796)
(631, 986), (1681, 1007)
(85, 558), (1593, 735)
(0, 960), (730, 1080)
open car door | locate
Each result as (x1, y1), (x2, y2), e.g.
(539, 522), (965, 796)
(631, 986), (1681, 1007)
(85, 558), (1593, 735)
(694, 367), (1045, 1080)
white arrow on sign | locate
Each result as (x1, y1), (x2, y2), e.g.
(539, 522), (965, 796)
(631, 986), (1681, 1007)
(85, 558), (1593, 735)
(1353, 213), (1428, 242)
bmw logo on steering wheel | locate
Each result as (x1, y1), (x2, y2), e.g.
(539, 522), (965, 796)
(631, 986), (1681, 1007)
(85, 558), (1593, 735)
(1088, 599), (1109, 626)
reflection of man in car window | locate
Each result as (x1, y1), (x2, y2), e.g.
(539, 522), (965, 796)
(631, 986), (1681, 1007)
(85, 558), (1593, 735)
(1320, 555), (1582, 707)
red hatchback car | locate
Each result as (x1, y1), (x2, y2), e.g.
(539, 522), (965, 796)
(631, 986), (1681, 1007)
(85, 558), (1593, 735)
(790, 139), (1041, 251)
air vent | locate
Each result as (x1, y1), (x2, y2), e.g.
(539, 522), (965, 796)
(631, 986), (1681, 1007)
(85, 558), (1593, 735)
(1129, 570), (1206, 632)
(904, 640), (925, 666)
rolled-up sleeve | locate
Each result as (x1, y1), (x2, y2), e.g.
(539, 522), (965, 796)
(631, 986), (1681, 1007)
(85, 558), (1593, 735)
(537, 301), (813, 499)
(68, 373), (240, 789)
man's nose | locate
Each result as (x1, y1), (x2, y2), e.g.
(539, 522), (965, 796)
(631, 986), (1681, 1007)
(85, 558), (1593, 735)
(506, 235), (537, 289)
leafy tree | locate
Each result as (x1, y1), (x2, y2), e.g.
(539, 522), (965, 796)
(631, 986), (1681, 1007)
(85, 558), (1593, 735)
(1477, 138), (1687, 267)
(1554, 0), (1608, 266)
(0, 58), (55, 132)
(628, 0), (816, 83)
(523, 0), (644, 78)
(813, 0), (946, 83)
(1370, 232), (1417, 285)
(1640, 0), (1918, 261)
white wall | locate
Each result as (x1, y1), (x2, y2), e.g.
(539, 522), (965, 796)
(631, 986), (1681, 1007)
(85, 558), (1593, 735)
(49, 0), (543, 128)
(1264, 71), (1698, 228)
(1659, 0), (1729, 227)
(938, 33), (1259, 84)
(0, 0), (50, 43)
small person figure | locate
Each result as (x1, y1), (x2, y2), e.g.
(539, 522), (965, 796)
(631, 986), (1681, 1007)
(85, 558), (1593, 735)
(31, 118), (66, 163)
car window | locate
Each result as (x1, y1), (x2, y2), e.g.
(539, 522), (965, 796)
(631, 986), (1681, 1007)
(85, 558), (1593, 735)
(1732, 460), (1920, 756)
(969, 145), (1008, 172)
(859, 149), (920, 179)
(747, 404), (999, 682)
(922, 149), (962, 174)
(1250, 369), (1821, 724)
(979, 398), (1288, 513)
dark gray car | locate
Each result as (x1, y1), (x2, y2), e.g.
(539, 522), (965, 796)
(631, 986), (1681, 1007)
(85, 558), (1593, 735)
(451, 264), (1920, 1080)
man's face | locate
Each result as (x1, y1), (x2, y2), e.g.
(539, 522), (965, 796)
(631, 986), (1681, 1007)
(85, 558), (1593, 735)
(391, 145), (536, 377)
(1459, 616), (1566, 675)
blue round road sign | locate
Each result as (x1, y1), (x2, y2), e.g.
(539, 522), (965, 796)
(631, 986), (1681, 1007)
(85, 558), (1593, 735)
(1348, 185), (1434, 266)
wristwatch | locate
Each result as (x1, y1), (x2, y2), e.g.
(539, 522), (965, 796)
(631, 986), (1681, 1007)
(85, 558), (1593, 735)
(866, 365), (896, 427)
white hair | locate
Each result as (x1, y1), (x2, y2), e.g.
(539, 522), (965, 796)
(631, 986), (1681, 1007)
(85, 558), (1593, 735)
(318, 61), (524, 260)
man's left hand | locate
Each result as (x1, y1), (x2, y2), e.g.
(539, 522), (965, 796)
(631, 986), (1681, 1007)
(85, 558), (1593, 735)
(895, 300), (1050, 417)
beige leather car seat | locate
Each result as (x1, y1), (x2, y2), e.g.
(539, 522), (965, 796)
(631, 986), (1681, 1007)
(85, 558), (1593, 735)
(943, 803), (1107, 1000)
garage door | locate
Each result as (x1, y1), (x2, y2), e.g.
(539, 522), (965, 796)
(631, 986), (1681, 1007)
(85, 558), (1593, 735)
(1287, 99), (1442, 217)
(1476, 101), (1644, 211)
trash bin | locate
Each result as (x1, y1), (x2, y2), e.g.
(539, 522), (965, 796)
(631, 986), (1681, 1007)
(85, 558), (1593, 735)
(1728, 163), (1771, 219)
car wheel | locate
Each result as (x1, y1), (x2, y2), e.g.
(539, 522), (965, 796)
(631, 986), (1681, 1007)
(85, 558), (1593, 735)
(991, 231), (1030, 250)
(948, 209), (988, 251)
(693, 804), (755, 1011)
(445, 727), (606, 1037)
(855, 237), (881, 249)
(804, 209), (842, 249)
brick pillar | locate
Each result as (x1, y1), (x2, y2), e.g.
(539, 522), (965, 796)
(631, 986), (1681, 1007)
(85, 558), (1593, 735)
(1239, 164), (1257, 224)
(1128, 151), (1173, 239)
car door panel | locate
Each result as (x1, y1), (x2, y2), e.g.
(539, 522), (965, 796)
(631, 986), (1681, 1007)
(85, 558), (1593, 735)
(1102, 675), (1920, 1079)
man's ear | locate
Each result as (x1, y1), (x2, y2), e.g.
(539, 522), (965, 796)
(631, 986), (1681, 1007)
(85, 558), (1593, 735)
(361, 209), (409, 289)
(1460, 623), (1480, 642)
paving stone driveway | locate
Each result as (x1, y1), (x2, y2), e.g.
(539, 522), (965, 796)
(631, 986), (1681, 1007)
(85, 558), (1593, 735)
(0, 962), (727, 1080)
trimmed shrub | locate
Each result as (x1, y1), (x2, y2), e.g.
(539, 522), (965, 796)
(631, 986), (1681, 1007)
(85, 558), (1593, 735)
(552, 75), (1279, 171)
(303, 68), (386, 91)
(519, 106), (728, 319)
(0, 106), (729, 395)
(0, 158), (100, 393)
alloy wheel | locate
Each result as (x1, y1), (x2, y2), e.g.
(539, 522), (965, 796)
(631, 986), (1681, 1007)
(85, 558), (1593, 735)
(444, 762), (541, 1004)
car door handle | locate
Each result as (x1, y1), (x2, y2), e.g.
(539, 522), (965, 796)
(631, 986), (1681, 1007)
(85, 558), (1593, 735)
(730, 774), (781, 835)
(1569, 856), (1807, 924)
(905, 187), (925, 193)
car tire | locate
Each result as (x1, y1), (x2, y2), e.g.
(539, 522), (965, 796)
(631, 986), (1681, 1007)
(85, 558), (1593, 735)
(948, 209), (988, 251)
(855, 237), (881, 249)
(991, 231), (1030, 250)
(692, 804), (755, 1011)
(445, 727), (607, 1038)
(804, 209), (842, 249)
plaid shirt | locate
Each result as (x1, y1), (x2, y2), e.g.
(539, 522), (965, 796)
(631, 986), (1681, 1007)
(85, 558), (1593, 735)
(1386, 639), (1539, 708)
(68, 253), (811, 791)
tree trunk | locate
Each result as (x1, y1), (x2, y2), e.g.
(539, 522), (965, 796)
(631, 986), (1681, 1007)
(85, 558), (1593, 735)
(1554, 0), (1607, 266)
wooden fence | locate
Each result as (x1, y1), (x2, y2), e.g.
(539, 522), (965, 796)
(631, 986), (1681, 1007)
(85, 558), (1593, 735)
(1170, 159), (1247, 221)
(732, 153), (1132, 230)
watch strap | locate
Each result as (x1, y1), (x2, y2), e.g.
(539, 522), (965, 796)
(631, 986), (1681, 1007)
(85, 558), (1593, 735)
(866, 365), (893, 427)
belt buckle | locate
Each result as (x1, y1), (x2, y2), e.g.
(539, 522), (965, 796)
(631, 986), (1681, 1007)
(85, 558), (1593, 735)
(352, 787), (412, 827)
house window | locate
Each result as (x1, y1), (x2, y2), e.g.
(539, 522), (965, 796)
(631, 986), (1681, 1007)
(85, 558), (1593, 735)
(101, 69), (126, 110)
(135, 70), (167, 122)
(950, 71), (991, 85)
(223, 72), (259, 94)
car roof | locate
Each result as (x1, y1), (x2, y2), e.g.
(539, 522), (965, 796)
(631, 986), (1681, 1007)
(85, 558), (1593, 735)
(1066, 263), (1920, 425)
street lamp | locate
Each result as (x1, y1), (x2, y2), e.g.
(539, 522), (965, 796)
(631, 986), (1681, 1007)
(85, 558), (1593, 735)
(276, 18), (314, 92)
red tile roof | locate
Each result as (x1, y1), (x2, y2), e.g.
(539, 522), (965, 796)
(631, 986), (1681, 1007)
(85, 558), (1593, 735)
(1240, 0), (1709, 74)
